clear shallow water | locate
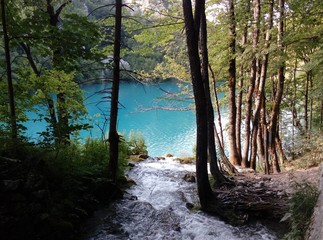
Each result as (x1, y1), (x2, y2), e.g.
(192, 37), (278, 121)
(24, 81), (196, 157)
(81, 158), (279, 240)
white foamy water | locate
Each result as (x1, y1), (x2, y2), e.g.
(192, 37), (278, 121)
(82, 158), (279, 240)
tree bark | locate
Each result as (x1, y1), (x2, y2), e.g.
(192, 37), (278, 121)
(108, 0), (122, 183)
(241, 0), (260, 168)
(304, 70), (310, 134)
(182, 0), (213, 207)
(1, 0), (18, 140)
(236, 0), (250, 162)
(227, 0), (241, 166)
(209, 64), (225, 155)
(250, 0), (274, 170)
(269, 0), (285, 173)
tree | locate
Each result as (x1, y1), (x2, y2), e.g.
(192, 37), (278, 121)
(268, 0), (285, 173)
(12, 0), (100, 144)
(182, 0), (213, 207)
(1, 0), (17, 140)
(108, 0), (122, 183)
(227, 0), (241, 166)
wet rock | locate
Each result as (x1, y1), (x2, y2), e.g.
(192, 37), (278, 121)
(128, 162), (135, 167)
(165, 154), (173, 157)
(183, 173), (196, 182)
(138, 154), (149, 159)
(186, 202), (194, 209)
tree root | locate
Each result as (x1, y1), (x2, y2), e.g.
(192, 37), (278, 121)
(204, 176), (289, 225)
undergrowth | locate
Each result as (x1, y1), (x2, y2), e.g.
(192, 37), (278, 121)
(281, 181), (319, 240)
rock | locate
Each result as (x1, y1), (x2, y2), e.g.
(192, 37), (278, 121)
(186, 202), (194, 209)
(138, 154), (149, 159)
(165, 154), (173, 157)
(236, 167), (255, 173)
(183, 173), (196, 182)
(306, 163), (323, 240)
(128, 162), (135, 167)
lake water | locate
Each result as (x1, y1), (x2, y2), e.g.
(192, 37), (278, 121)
(25, 81), (196, 157)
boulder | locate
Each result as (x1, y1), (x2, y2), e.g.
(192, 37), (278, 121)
(183, 173), (196, 182)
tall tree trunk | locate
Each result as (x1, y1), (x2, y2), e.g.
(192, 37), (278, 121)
(209, 65), (236, 174)
(269, 0), (285, 173)
(304, 71), (310, 134)
(209, 65), (225, 159)
(1, 0), (17, 140)
(291, 59), (297, 160)
(250, 0), (274, 170)
(108, 0), (122, 183)
(236, 0), (250, 161)
(309, 72), (313, 136)
(241, 0), (260, 168)
(200, 10), (228, 185)
(182, 0), (213, 207)
(227, 0), (241, 166)
(275, 132), (286, 165)
(260, 95), (270, 174)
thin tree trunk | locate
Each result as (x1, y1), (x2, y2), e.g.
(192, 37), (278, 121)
(1, 0), (17, 140)
(209, 68), (237, 174)
(236, 0), (250, 161)
(269, 0), (285, 173)
(182, 0), (213, 207)
(275, 132), (286, 165)
(209, 64), (225, 153)
(304, 71), (310, 134)
(250, 0), (274, 170)
(260, 92), (270, 174)
(200, 8), (227, 185)
(227, 0), (241, 166)
(241, 0), (260, 168)
(108, 0), (122, 183)
(309, 72), (313, 136)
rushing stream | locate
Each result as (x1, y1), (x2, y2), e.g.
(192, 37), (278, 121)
(82, 158), (279, 240)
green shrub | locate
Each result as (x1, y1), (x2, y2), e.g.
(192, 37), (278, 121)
(127, 131), (148, 155)
(82, 138), (109, 175)
(282, 181), (319, 240)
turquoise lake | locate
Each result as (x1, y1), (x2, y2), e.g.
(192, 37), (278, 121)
(25, 81), (197, 157)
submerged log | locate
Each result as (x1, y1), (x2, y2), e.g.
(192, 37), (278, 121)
(203, 175), (289, 225)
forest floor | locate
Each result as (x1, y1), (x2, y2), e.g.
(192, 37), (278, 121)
(235, 165), (321, 194)
(208, 157), (323, 227)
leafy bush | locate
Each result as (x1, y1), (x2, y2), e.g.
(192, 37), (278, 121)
(82, 138), (109, 175)
(282, 181), (319, 240)
(127, 131), (148, 155)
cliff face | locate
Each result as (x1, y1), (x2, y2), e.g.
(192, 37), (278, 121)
(307, 163), (323, 240)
